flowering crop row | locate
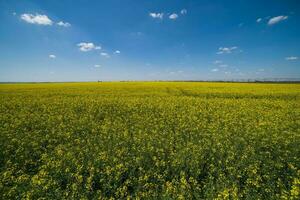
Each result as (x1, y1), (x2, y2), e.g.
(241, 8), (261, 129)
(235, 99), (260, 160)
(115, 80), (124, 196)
(0, 82), (299, 199)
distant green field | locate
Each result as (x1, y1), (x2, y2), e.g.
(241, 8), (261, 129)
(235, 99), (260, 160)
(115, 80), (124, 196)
(0, 82), (299, 199)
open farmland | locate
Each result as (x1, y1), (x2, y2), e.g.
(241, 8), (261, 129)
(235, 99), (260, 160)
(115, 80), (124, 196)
(0, 82), (299, 199)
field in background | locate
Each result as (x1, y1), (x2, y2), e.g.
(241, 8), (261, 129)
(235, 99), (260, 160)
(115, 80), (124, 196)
(0, 82), (299, 199)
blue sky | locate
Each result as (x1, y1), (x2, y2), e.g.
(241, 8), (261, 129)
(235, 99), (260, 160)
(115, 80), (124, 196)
(0, 0), (299, 81)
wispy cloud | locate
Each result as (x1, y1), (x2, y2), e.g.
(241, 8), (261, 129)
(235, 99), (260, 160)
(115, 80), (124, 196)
(211, 68), (219, 72)
(169, 70), (184, 75)
(77, 42), (101, 52)
(217, 46), (238, 54)
(213, 60), (222, 64)
(114, 50), (121, 54)
(49, 54), (56, 59)
(256, 18), (262, 23)
(57, 21), (71, 27)
(20, 13), (53, 25)
(180, 9), (187, 15)
(100, 52), (110, 58)
(219, 64), (228, 68)
(268, 15), (288, 25)
(94, 64), (101, 68)
(169, 13), (178, 20)
(149, 12), (164, 19)
(285, 56), (298, 61)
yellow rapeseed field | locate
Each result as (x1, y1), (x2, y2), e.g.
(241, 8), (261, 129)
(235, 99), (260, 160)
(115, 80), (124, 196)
(0, 82), (299, 199)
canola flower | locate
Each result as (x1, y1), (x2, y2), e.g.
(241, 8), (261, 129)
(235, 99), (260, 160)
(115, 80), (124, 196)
(0, 82), (299, 199)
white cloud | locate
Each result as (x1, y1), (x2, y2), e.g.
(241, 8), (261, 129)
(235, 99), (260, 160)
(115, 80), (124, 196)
(149, 12), (164, 19)
(211, 68), (219, 72)
(94, 64), (101, 68)
(285, 56), (298, 60)
(268, 15), (288, 25)
(217, 46), (238, 54)
(100, 52), (110, 58)
(49, 54), (56, 59)
(114, 50), (121, 54)
(169, 13), (178, 20)
(57, 21), (71, 27)
(213, 60), (222, 64)
(77, 42), (101, 52)
(219, 64), (228, 68)
(181, 9), (187, 15)
(20, 13), (53, 25)
(169, 70), (184, 75)
(12, 12), (16, 16)
(256, 18), (262, 23)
